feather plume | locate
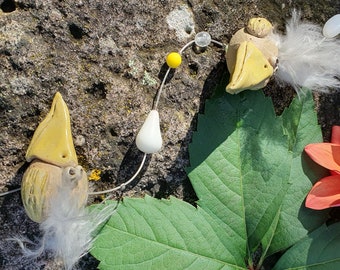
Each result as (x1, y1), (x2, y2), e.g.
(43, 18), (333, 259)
(271, 10), (340, 93)
(14, 180), (116, 270)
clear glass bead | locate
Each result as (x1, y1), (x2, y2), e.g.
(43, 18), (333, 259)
(194, 31), (211, 48)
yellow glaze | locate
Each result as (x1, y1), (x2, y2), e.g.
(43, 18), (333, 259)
(226, 17), (278, 94)
(22, 92), (88, 223)
(22, 161), (88, 223)
(226, 41), (273, 94)
(26, 92), (78, 167)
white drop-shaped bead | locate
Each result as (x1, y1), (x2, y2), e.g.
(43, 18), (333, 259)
(136, 110), (162, 154)
(323, 14), (340, 38)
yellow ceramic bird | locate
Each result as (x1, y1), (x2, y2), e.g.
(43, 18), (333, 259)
(18, 93), (118, 269)
(21, 92), (88, 222)
(226, 17), (278, 94)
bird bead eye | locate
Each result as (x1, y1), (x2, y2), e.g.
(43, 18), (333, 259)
(63, 166), (83, 183)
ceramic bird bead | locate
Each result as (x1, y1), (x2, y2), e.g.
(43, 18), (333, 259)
(226, 17), (278, 94)
(21, 92), (88, 223)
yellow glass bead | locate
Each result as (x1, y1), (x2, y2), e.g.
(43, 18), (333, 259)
(166, 52), (182, 68)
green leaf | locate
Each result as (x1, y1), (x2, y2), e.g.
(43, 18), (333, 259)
(91, 81), (329, 269)
(92, 196), (246, 270)
(268, 93), (329, 255)
(273, 223), (340, 269)
(187, 91), (328, 261)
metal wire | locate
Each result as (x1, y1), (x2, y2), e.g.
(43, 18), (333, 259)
(88, 153), (147, 196)
(0, 34), (226, 198)
(0, 187), (21, 197)
(152, 38), (225, 110)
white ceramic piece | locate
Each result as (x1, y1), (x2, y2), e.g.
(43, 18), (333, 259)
(323, 14), (340, 38)
(136, 110), (162, 154)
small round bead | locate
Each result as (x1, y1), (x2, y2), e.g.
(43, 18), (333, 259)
(195, 31), (211, 47)
(166, 52), (182, 68)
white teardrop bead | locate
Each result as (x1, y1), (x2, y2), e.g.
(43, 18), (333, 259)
(136, 110), (162, 154)
(323, 14), (340, 38)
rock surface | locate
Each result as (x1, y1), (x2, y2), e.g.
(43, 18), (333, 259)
(0, 0), (339, 268)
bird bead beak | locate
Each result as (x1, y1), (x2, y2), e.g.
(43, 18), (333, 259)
(25, 92), (78, 167)
(226, 41), (274, 94)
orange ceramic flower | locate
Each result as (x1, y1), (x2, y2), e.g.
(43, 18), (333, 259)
(305, 126), (340, 210)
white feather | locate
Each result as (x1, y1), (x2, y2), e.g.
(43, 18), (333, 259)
(271, 10), (340, 93)
(14, 181), (116, 270)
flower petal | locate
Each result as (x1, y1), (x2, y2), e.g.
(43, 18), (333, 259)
(331, 126), (340, 144)
(306, 175), (340, 210)
(331, 170), (340, 176)
(304, 143), (340, 172)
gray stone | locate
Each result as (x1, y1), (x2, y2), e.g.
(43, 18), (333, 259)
(0, 0), (339, 268)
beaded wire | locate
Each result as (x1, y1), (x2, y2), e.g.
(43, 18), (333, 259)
(0, 32), (225, 198)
